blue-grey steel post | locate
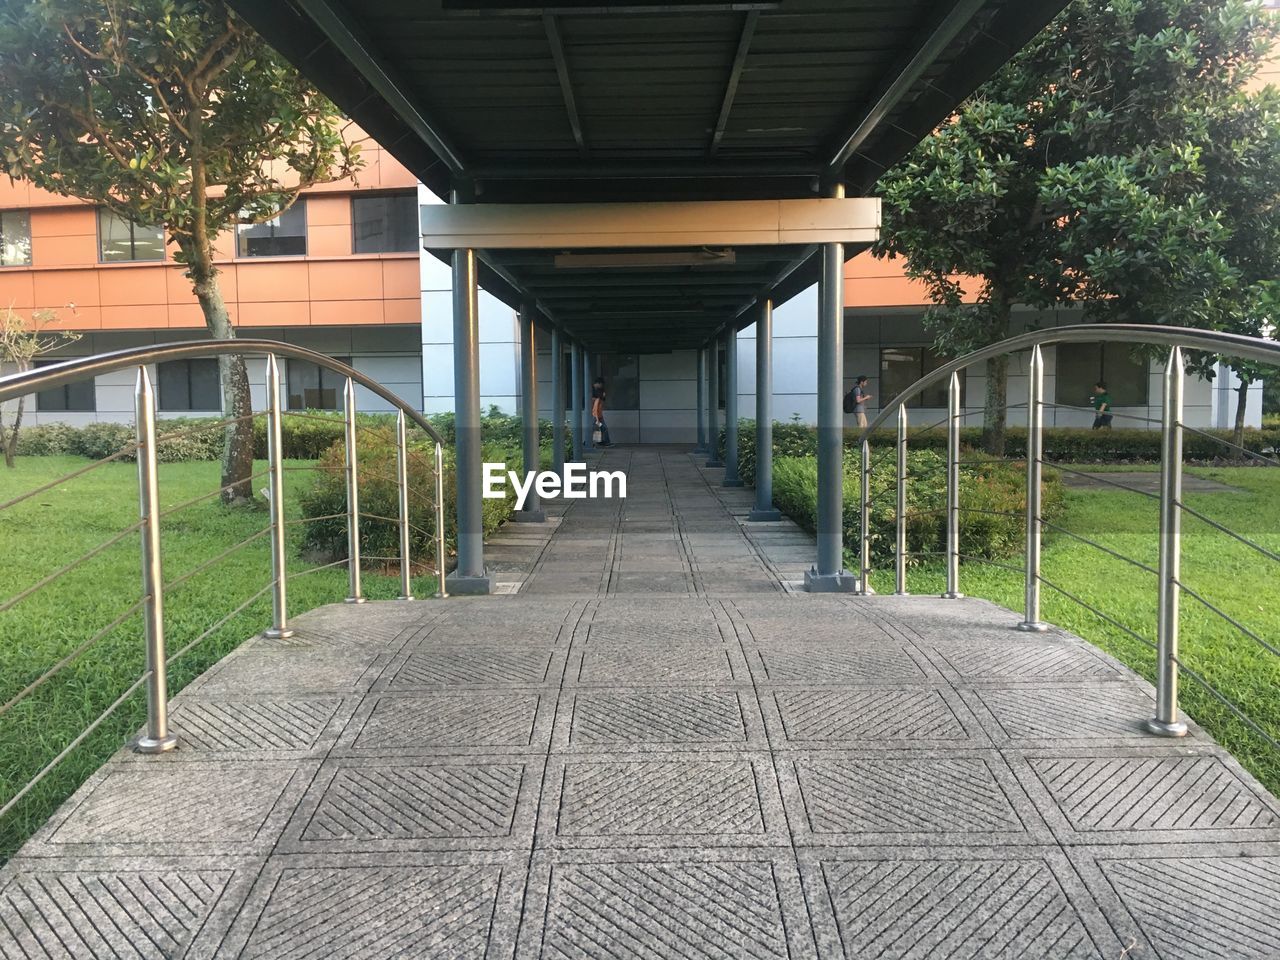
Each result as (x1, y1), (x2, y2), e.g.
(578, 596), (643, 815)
(894, 404), (909, 595)
(749, 300), (781, 520)
(264, 354), (294, 637)
(433, 441), (448, 599)
(723, 329), (743, 486)
(1018, 345), (1048, 631)
(942, 371), (963, 599)
(570, 341), (584, 460)
(515, 304), (545, 521)
(449, 247), (489, 592)
(1148, 346), (1189, 737)
(132, 365), (176, 754)
(395, 409), (414, 600)
(855, 436), (872, 593)
(706, 339), (723, 467)
(551, 326), (565, 475)
(805, 183), (855, 591)
(582, 349), (594, 451)
(343, 377), (366, 604)
(693, 346), (708, 455)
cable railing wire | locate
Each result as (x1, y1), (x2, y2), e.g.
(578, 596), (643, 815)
(0, 522), (144, 614)
(957, 553), (1026, 575)
(1179, 422), (1280, 467)
(1174, 500), (1280, 567)
(162, 527), (272, 595)
(158, 469), (273, 519)
(165, 583), (275, 667)
(0, 443), (139, 515)
(1175, 581), (1280, 661)
(1035, 574), (1157, 651)
(1037, 519), (1159, 576)
(1042, 400), (1165, 428)
(285, 557), (350, 581)
(1173, 657), (1280, 753)
(1040, 460), (1161, 500)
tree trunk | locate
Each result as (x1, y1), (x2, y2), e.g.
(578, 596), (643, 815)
(1233, 376), (1251, 454)
(4, 396), (24, 467)
(981, 354), (1009, 456)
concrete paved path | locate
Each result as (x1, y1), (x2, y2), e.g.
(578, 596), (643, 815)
(2, 449), (1277, 958)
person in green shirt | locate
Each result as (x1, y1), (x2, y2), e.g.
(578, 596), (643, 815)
(1090, 381), (1113, 429)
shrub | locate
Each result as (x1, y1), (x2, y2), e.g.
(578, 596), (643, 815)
(15, 422), (79, 457)
(770, 448), (1062, 568)
(69, 422), (136, 460)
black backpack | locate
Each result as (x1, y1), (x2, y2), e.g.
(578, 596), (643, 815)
(843, 388), (857, 414)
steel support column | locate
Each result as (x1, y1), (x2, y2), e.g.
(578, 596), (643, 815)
(805, 185), (856, 591)
(1018, 345), (1048, 631)
(570, 341), (584, 461)
(693, 347), (708, 455)
(723, 330), (743, 486)
(749, 300), (781, 520)
(447, 247), (490, 594)
(551, 326), (566, 475)
(582, 349), (594, 451)
(515, 304), (545, 522)
(705, 340), (723, 467)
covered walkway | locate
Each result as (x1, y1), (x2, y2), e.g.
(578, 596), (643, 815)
(2, 449), (1276, 958)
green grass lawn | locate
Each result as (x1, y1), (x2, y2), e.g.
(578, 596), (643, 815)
(0, 456), (442, 860)
(868, 465), (1280, 796)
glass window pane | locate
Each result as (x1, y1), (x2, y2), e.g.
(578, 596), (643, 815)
(919, 347), (963, 408)
(597, 354), (639, 410)
(189, 358), (221, 411)
(157, 359), (220, 411)
(1101, 342), (1149, 406)
(238, 201), (307, 257)
(98, 208), (164, 262)
(352, 193), (418, 253)
(34, 360), (95, 411)
(287, 356), (348, 410)
(880, 347), (923, 406)
(0, 210), (32, 266)
(1054, 343), (1103, 408)
(157, 361), (191, 411)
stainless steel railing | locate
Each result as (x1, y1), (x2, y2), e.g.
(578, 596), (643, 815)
(0, 339), (449, 818)
(856, 323), (1280, 746)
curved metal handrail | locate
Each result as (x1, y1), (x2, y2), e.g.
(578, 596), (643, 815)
(0, 338), (446, 446)
(859, 323), (1280, 438)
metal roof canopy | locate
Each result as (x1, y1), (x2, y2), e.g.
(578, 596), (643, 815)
(230, 0), (1070, 353)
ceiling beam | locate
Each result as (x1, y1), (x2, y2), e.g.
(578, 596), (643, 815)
(292, 0), (468, 174)
(709, 11), (759, 154)
(543, 15), (587, 155)
(824, 0), (988, 177)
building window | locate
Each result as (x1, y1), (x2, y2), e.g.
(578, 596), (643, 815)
(0, 210), (31, 266)
(34, 359), (95, 412)
(879, 346), (964, 408)
(287, 357), (350, 410)
(237, 201), (307, 257)
(1054, 342), (1149, 407)
(352, 192), (418, 253)
(598, 353), (640, 410)
(158, 358), (221, 412)
(98, 208), (165, 262)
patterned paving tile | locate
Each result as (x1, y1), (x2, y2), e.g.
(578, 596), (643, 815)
(388, 647), (555, 686)
(771, 688), (970, 744)
(167, 698), (344, 751)
(0, 867), (233, 958)
(300, 762), (526, 842)
(576, 645), (735, 684)
(792, 756), (1026, 837)
(586, 620), (726, 644)
(568, 691), (749, 746)
(537, 860), (797, 959)
(818, 858), (1099, 958)
(929, 640), (1124, 682)
(975, 684), (1176, 742)
(554, 758), (766, 838)
(752, 645), (926, 683)
(1028, 755), (1278, 837)
(239, 864), (505, 959)
(351, 693), (543, 750)
(1101, 856), (1280, 960)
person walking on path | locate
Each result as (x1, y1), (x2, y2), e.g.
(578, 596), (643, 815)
(591, 376), (613, 447)
(1090, 381), (1113, 429)
(845, 375), (873, 429)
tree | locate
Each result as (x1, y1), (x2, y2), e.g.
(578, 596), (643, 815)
(0, 306), (80, 468)
(0, 0), (361, 501)
(874, 0), (1280, 454)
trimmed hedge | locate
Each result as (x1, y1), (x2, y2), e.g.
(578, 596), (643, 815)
(721, 420), (1280, 485)
(771, 449), (1064, 568)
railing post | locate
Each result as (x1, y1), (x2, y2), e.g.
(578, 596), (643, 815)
(395, 409), (414, 601)
(264, 355), (294, 638)
(434, 440), (449, 599)
(855, 436), (872, 594)
(133, 366), (176, 754)
(343, 377), (365, 604)
(895, 404), (909, 595)
(1147, 346), (1188, 737)
(1018, 345), (1048, 632)
(942, 371), (963, 599)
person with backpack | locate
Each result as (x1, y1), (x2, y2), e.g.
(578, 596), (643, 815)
(844, 375), (873, 428)
(591, 376), (613, 447)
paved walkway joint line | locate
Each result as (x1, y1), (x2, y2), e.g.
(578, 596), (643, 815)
(3, 448), (1277, 958)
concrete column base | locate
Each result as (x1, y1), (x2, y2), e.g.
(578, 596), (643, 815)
(445, 571), (493, 595)
(747, 508), (782, 522)
(803, 567), (860, 593)
(513, 509), (547, 523)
